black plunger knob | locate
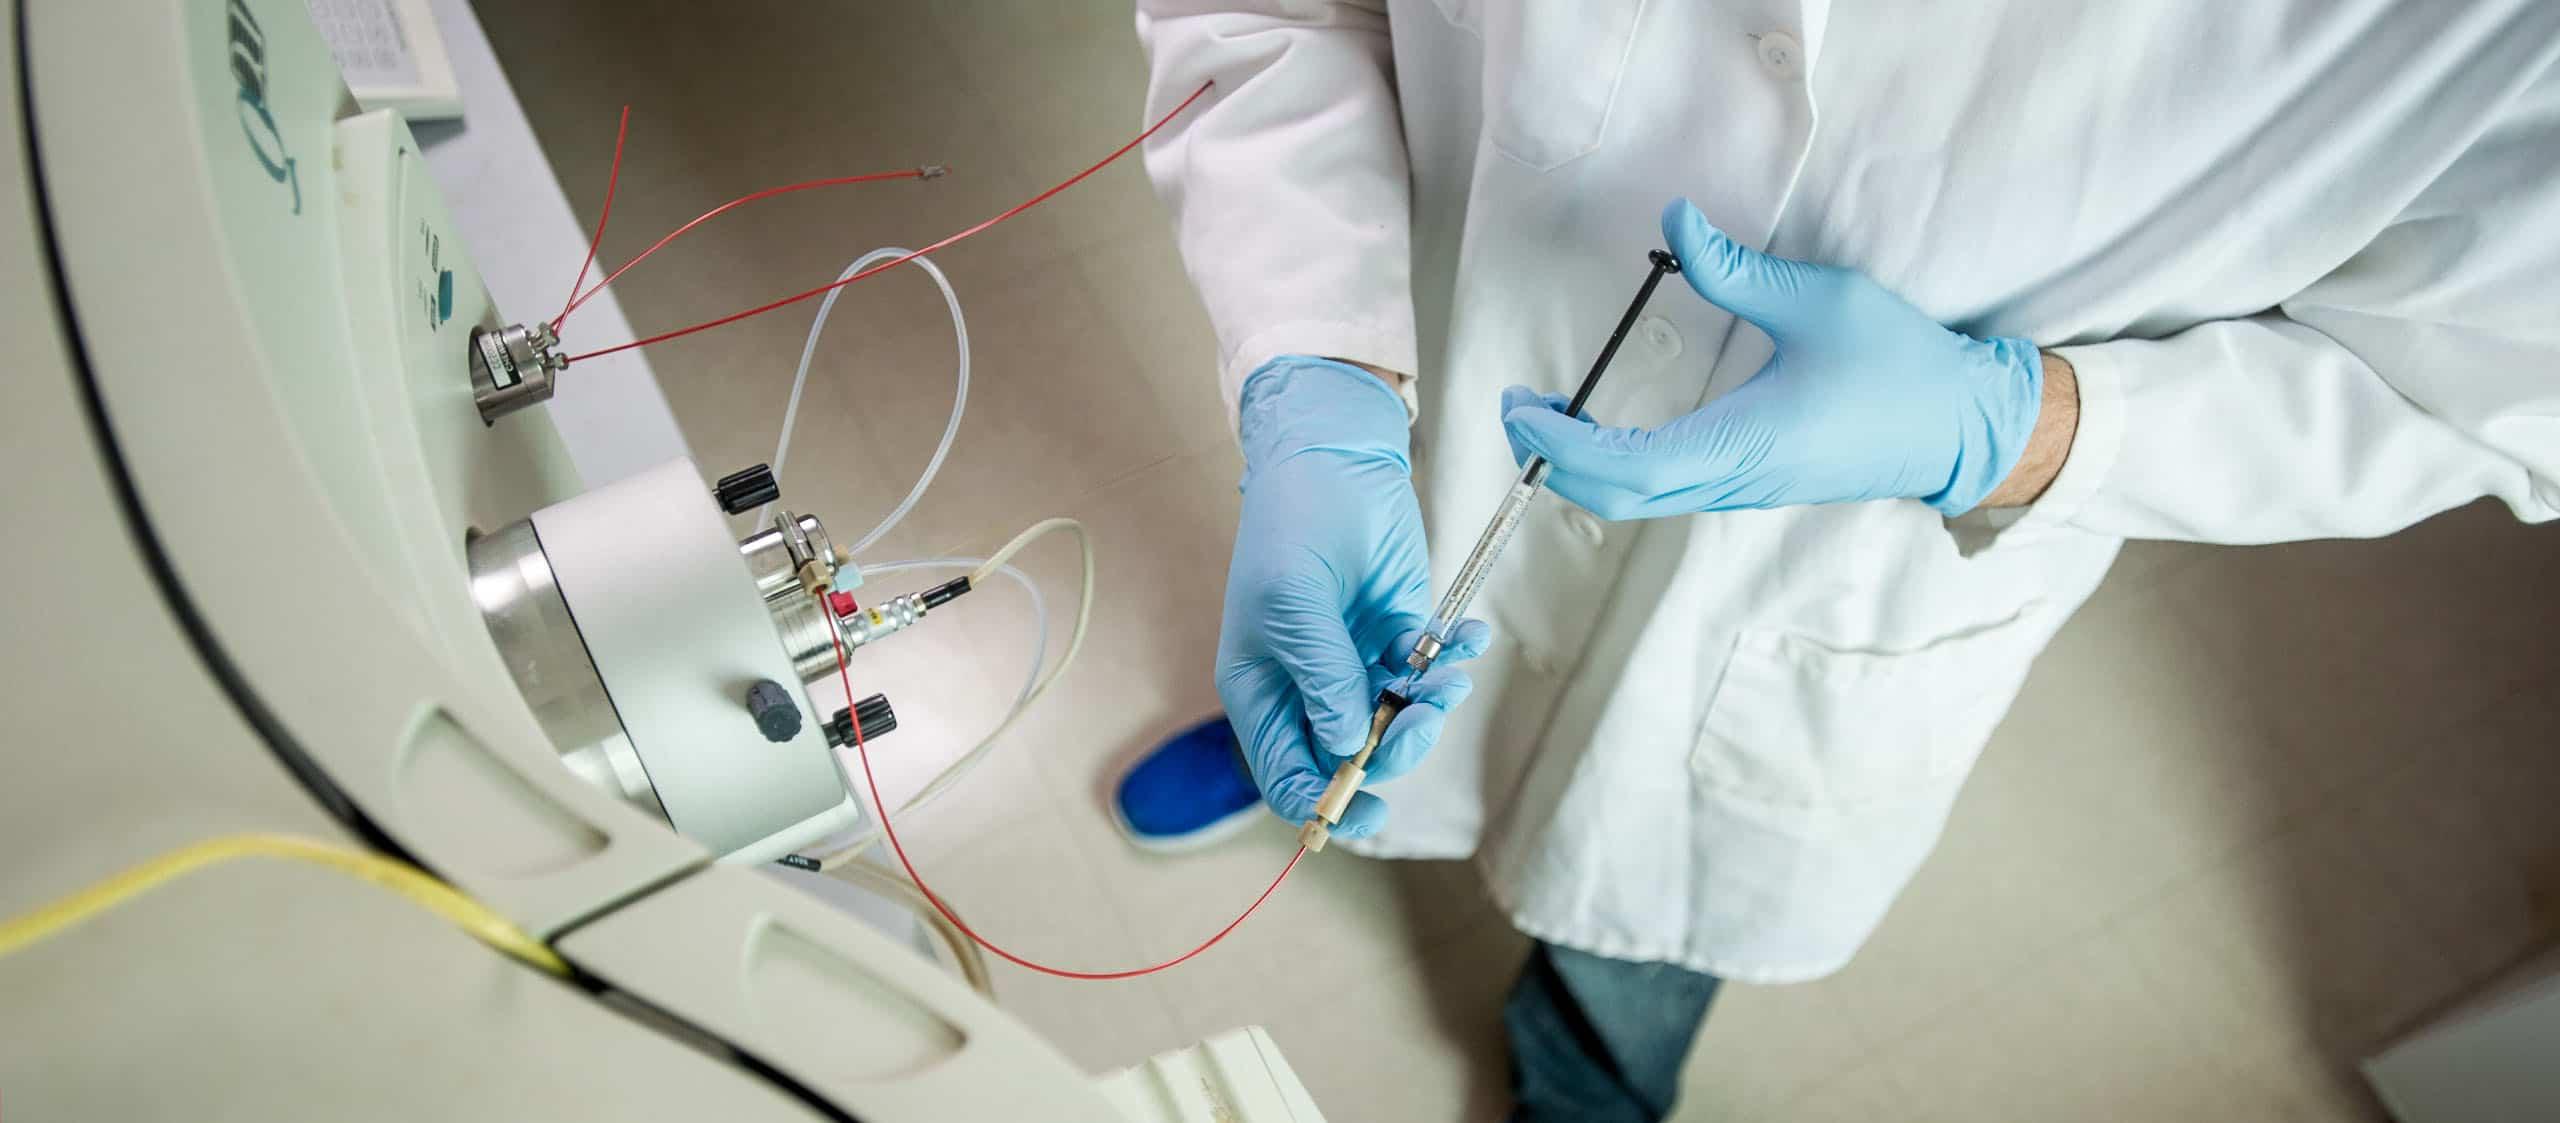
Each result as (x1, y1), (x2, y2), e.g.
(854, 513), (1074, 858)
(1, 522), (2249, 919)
(715, 464), (779, 515)
(824, 694), (897, 747)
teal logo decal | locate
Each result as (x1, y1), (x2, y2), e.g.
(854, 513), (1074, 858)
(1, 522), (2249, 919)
(419, 221), (453, 329)
(225, 0), (302, 215)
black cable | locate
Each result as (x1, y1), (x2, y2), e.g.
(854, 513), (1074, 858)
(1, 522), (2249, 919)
(559, 963), (868, 1123)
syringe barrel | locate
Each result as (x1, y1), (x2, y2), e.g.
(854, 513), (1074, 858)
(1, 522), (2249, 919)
(1412, 465), (1544, 673)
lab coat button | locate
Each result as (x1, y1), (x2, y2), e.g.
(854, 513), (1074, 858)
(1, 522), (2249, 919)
(1639, 316), (1682, 359)
(1756, 32), (1803, 79)
(1564, 508), (1607, 547)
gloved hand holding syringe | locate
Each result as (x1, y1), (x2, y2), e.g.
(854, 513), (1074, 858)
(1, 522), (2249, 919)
(1298, 249), (1684, 852)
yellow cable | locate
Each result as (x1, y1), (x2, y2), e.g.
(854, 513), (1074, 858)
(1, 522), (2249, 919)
(0, 832), (568, 977)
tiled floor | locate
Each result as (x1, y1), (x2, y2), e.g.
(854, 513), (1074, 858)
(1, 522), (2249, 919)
(492, 4), (2560, 1119)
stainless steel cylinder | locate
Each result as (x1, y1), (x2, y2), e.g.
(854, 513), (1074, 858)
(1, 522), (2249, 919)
(772, 594), (844, 686)
(469, 321), (568, 423)
(465, 519), (670, 824)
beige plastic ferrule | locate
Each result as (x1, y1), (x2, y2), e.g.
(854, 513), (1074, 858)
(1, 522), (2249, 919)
(1293, 692), (1411, 853)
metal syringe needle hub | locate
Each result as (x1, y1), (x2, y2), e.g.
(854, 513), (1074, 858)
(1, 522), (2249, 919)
(1299, 249), (1682, 853)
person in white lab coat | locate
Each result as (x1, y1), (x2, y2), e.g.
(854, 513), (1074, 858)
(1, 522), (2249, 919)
(1121, 1), (2560, 1118)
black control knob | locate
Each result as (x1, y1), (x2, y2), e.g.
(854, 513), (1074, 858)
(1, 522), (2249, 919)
(744, 679), (802, 743)
(823, 694), (897, 747)
(714, 464), (779, 515)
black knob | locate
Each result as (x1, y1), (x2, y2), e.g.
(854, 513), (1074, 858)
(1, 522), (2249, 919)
(714, 464), (779, 515)
(744, 679), (802, 743)
(823, 694), (897, 747)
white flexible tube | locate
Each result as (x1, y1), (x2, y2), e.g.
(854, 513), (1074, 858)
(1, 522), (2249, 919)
(759, 246), (969, 553)
(836, 859), (992, 997)
(814, 518), (1094, 870)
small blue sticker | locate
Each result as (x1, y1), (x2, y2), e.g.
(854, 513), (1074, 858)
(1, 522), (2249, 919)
(437, 269), (454, 323)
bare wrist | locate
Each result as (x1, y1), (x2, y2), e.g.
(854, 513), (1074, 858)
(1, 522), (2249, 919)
(1326, 357), (1411, 388)
(1982, 351), (2078, 508)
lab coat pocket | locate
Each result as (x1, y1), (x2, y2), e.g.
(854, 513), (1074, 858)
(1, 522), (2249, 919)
(1427, 0), (1647, 171)
(1691, 607), (2045, 810)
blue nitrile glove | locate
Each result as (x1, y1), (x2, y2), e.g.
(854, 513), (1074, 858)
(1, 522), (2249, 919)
(1500, 198), (2045, 519)
(1220, 356), (1492, 842)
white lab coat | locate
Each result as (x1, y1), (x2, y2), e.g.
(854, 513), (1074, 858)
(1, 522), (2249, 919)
(1135, 0), (2560, 982)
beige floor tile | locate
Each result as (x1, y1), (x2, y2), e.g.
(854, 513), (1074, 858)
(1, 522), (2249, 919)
(864, 793), (1193, 1073)
(1808, 740), (2105, 1050)
(925, 0), (1167, 260)
(2452, 690), (2560, 902)
(1742, 1059), (1930, 1123)
(1671, 979), (1876, 1121)
(2328, 687), (2560, 987)
(2103, 536), (2224, 592)
(851, 257), (1211, 555)
(505, 6), (1062, 283)
(1870, 930), (2241, 1122)
(2154, 501), (2560, 799)
(2218, 1053), (2392, 1123)
(1211, 916), (1529, 1123)
(1985, 570), (2315, 897)
(2110, 804), (2467, 1099)
(1067, 217), (1235, 455)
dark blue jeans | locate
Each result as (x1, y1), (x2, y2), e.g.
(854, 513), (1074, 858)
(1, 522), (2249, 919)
(1505, 940), (1723, 1122)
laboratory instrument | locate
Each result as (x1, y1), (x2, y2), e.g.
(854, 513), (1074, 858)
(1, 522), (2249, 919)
(0, 0), (1321, 1119)
(1298, 249), (1682, 852)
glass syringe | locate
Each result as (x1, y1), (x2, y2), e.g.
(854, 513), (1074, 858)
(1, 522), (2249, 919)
(1298, 249), (1682, 852)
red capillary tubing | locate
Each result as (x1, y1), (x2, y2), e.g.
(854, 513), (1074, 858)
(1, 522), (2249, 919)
(555, 166), (945, 331)
(829, 602), (1305, 982)
(556, 104), (630, 328)
(561, 78), (1216, 365)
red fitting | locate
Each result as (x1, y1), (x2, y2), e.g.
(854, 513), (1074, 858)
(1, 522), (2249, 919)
(828, 591), (859, 618)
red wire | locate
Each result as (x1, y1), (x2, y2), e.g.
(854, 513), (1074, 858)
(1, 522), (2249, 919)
(554, 167), (942, 329)
(558, 105), (631, 328)
(829, 592), (1303, 981)
(565, 79), (1216, 364)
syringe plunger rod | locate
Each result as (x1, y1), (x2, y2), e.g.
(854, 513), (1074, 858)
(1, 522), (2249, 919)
(1405, 251), (1678, 678)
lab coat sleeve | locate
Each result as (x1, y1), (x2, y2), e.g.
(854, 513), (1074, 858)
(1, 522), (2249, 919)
(1134, 0), (1420, 423)
(2016, 73), (2560, 545)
